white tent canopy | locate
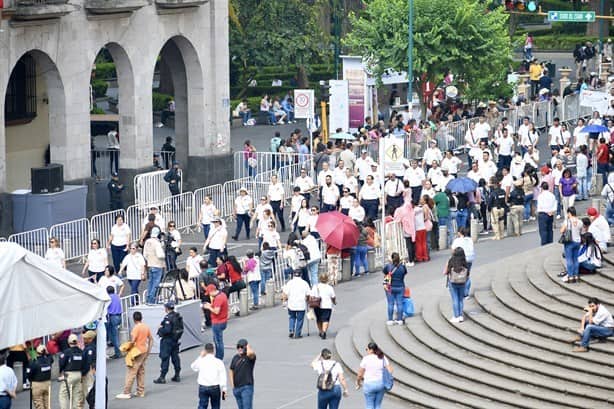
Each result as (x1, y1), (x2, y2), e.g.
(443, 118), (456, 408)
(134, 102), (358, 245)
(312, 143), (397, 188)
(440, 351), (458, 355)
(0, 242), (110, 349)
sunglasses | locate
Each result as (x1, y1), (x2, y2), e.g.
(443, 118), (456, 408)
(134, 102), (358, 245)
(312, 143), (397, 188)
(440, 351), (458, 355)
(169, 225), (176, 228)
(130, 247), (137, 250)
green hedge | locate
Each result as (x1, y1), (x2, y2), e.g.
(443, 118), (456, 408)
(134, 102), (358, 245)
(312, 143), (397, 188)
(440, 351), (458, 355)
(513, 34), (599, 51)
(230, 96), (262, 115)
(95, 62), (116, 80)
(90, 106), (105, 115)
(230, 85), (295, 98)
(152, 92), (173, 111)
(91, 79), (108, 98)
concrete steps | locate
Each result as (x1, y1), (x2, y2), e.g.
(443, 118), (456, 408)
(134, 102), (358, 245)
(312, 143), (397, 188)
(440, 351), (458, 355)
(335, 245), (614, 407)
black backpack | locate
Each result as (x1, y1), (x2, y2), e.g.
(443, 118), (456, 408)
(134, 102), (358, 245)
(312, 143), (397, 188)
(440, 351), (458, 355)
(316, 362), (338, 391)
(170, 312), (184, 340)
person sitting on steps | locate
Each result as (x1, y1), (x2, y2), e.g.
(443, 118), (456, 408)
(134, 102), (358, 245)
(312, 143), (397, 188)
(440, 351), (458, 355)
(571, 297), (614, 352)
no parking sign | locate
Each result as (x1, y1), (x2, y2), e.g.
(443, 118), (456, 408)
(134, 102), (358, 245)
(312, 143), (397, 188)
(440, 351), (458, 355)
(294, 89), (314, 119)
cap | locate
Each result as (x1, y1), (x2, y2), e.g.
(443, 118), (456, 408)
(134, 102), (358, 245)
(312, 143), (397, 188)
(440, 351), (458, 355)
(239, 186), (248, 193)
(540, 166), (551, 175)
(83, 330), (96, 341)
(164, 301), (175, 309)
(205, 284), (218, 294)
(111, 172), (119, 177)
(68, 334), (78, 345)
(587, 207), (599, 217)
(236, 338), (248, 348)
(361, 149), (368, 153)
(36, 345), (47, 354)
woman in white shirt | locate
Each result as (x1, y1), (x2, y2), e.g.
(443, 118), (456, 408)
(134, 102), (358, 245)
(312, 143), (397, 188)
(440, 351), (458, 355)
(185, 247), (203, 279)
(339, 189), (353, 215)
(119, 243), (147, 296)
(561, 124), (572, 147)
(311, 348), (349, 408)
(308, 207), (320, 239)
(356, 342), (393, 409)
(45, 237), (65, 269)
(107, 215), (131, 273)
(175, 269), (196, 300)
(256, 208), (275, 250)
(261, 221), (282, 250)
(198, 195), (216, 240)
(311, 274), (336, 339)
(81, 239), (108, 282)
(292, 199), (311, 235)
(97, 265), (124, 296)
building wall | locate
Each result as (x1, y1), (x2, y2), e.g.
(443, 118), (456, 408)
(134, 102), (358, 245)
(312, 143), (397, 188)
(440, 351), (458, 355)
(0, 0), (230, 193)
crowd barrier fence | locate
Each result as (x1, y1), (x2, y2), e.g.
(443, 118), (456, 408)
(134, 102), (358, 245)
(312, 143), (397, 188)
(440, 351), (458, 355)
(91, 209), (125, 244)
(161, 192), (195, 232)
(8, 228), (49, 258)
(49, 218), (91, 262)
(233, 152), (314, 180)
(134, 169), (177, 206)
(193, 184), (224, 227)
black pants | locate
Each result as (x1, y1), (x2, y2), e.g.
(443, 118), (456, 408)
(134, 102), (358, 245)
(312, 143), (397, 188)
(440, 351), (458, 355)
(405, 237), (416, 263)
(270, 200), (285, 230)
(410, 186), (422, 205)
(159, 338), (180, 378)
(386, 195), (403, 217)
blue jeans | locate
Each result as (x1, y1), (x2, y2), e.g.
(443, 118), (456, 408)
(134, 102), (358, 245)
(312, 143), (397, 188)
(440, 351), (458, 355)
(598, 163), (609, 186)
(235, 214), (250, 239)
(0, 395), (11, 409)
(448, 283), (465, 318)
(307, 260), (320, 286)
(211, 322), (227, 360)
(208, 248), (222, 267)
(464, 277), (472, 298)
(538, 213), (553, 245)
(354, 246), (369, 275)
(456, 208), (468, 231)
(249, 280), (260, 306)
(128, 279), (140, 297)
(580, 324), (614, 347)
(564, 241), (580, 277)
(202, 223), (211, 240)
(288, 309), (305, 336)
(523, 193), (533, 220)
(448, 210), (458, 236)
(106, 314), (122, 356)
(260, 269), (272, 294)
(363, 381), (385, 409)
(577, 177), (588, 200)
(198, 385), (221, 409)
(233, 384), (254, 409)
(146, 267), (163, 304)
(386, 288), (404, 321)
(606, 203), (614, 225)
(318, 384), (342, 409)
(238, 111), (251, 125)
(554, 188), (561, 216)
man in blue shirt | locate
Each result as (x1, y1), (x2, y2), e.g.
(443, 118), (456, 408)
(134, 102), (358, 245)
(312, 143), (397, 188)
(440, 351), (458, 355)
(106, 286), (123, 359)
(0, 349), (18, 409)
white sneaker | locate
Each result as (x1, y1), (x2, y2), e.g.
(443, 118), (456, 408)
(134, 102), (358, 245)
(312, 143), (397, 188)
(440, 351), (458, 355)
(449, 317), (459, 323)
(386, 320), (396, 326)
(556, 215), (561, 220)
(395, 320), (404, 325)
(529, 216), (536, 221)
(407, 262), (415, 267)
(458, 316), (464, 322)
(116, 393), (131, 399)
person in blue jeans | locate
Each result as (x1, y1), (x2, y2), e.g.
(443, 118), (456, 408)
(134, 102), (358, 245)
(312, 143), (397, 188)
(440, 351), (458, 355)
(382, 252), (407, 325)
(230, 339), (256, 409)
(105, 286), (122, 359)
(353, 222), (370, 277)
(573, 297), (614, 352)
(311, 348), (349, 409)
(356, 342), (393, 409)
(445, 247), (469, 323)
(561, 207), (582, 284)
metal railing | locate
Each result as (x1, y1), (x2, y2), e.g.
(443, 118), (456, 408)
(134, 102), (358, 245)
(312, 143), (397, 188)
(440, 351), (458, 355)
(161, 192), (194, 232)
(8, 228), (48, 258)
(91, 209), (125, 244)
(49, 218), (91, 261)
(233, 152), (315, 180)
(134, 169), (179, 206)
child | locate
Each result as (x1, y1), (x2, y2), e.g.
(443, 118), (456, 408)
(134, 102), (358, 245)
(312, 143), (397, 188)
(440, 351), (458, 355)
(402, 287), (415, 318)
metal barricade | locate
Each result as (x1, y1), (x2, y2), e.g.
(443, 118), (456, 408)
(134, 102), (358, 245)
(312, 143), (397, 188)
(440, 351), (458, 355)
(119, 294), (140, 329)
(8, 228), (49, 258)
(381, 221), (407, 262)
(134, 170), (175, 206)
(533, 100), (550, 129)
(161, 192), (195, 232)
(251, 181), (270, 206)
(91, 149), (120, 181)
(271, 251), (288, 292)
(221, 177), (255, 219)
(193, 184), (224, 226)
(448, 120), (467, 152)
(234, 152), (314, 180)
(278, 162), (303, 199)
(91, 209), (126, 245)
(49, 218), (91, 261)
(125, 201), (161, 242)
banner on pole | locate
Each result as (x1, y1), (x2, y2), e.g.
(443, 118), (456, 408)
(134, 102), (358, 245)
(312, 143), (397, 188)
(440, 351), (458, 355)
(329, 80), (349, 132)
(383, 136), (405, 176)
(580, 90), (608, 114)
(342, 56), (367, 132)
(294, 89), (315, 119)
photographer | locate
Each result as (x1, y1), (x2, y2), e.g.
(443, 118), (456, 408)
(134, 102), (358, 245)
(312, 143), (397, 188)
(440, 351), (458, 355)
(572, 297), (614, 352)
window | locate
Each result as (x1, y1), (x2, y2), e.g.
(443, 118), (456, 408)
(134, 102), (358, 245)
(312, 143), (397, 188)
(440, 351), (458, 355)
(5, 54), (37, 123)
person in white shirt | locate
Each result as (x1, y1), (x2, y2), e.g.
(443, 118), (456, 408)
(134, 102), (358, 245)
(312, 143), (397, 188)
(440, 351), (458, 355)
(311, 349), (349, 399)
(576, 146), (589, 200)
(474, 115), (491, 143)
(465, 121), (482, 168)
(348, 198), (366, 222)
(422, 140), (443, 170)
(501, 117), (514, 138)
(310, 276), (337, 339)
(451, 226), (475, 297)
(333, 160), (346, 193)
(233, 187), (253, 241)
(467, 162), (482, 184)
(355, 150), (374, 186)
(561, 123), (572, 147)
(261, 220), (282, 250)
(186, 247), (204, 279)
(404, 160), (426, 205)
(251, 197), (274, 227)
(517, 117), (531, 154)
(521, 122), (539, 156)
(294, 168), (316, 204)
(426, 161), (444, 189)
(479, 152), (497, 182)
(441, 150), (462, 177)
(302, 231), (322, 286)
(204, 218), (228, 266)
(199, 195), (217, 239)
(384, 173), (405, 215)
(339, 188), (353, 215)
(420, 179), (436, 199)
(190, 343), (227, 406)
(320, 175), (340, 212)
(510, 153), (525, 180)
(359, 175), (381, 220)
(500, 167), (514, 200)
(495, 128), (514, 170)
(98, 265), (125, 295)
(282, 270), (311, 338)
(107, 215), (131, 273)
(536, 182), (557, 245)
(317, 162), (333, 187)
(290, 187), (305, 225)
(523, 145), (540, 169)
(119, 243), (147, 296)
(343, 168), (359, 197)
(573, 297), (614, 352)
(548, 118), (564, 149)
(587, 207), (611, 253)
(572, 120), (588, 149)
(81, 239), (108, 283)
(142, 207), (166, 233)
(339, 143), (356, 171)
(268, 174), (286, 232)
(551, 160), (563, 218)
(45, 237), (66, 269)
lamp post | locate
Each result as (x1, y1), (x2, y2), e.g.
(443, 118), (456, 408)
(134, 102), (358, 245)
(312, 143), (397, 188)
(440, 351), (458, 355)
(407, 0), (414, 110)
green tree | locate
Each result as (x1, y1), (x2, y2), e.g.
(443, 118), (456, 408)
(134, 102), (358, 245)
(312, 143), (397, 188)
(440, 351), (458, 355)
(344, 0), (512, 109)
(229, 0), (331, 95)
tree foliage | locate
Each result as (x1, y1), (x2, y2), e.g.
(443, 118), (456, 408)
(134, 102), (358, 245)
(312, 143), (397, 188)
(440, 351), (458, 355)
(344, 0), (512, 103)
(229, 0), (331, 91)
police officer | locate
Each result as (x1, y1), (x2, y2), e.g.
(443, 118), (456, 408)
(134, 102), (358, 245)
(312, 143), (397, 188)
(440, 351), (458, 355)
(164, 162), (182, 196)
(58, 334), (83, 409)
(154, 301), (182, 384)
(81, 331), (96, 406)
(27, 345), (53, 409)
(107, 172), (124, 210)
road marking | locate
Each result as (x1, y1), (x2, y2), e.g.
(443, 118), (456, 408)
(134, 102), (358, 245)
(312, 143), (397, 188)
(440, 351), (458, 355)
(275, 392), (317, 409)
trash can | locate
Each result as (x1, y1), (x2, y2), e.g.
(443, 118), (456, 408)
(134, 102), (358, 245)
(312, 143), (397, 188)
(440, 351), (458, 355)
(546, 62), (556, 78)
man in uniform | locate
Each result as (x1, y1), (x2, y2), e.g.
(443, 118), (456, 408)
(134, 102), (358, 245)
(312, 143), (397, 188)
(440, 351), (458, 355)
(488, 180), (508, 240)
(164, 161), (182, 196)
(154, 302), (182, 384)
(58, 334), (83, 409)
(27, 345), (53, 409)
(107, 172), (124, 210)
(81, 331), (96, 405)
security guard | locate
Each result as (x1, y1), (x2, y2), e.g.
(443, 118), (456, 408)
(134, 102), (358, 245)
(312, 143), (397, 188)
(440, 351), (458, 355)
(164, 162), (182, 196)
(58, 334), (83, 409)
(27, 345), (53, 409)
(81, 331), (97, 406)
(488, 180), (508, 241)
(107, 172), (124, 210)
(153, 301), (182, 384)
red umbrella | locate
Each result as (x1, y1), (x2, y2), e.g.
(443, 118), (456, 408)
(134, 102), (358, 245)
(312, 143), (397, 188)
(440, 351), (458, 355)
(315, 211), (360, 249)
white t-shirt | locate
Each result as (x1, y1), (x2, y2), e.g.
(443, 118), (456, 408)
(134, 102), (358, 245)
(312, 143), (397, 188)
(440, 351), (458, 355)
(283, 277), (311, 311)
(200, 203), (216, 225)
(311, 283), (335, 309)
(497, 136), (514, 156)
(45, 247), (65, 268)
(120, 253), (146, 280)
(451, 237), (475, 262)
(98, 275), (123, 294)
(573, 127), (587, 148)
(359, 354), (390, 384)
(268, 183), (285, 201)
(186, 254), (203, 279)
(235, 195), (253, 215)
(110, 224), (131, 246)
(403, 167), (426, 187)
(312, 359), (343, 386)
(474, 122), (491, 140)
(548, 125), (563, 146)
(348, 205), (365, 222)
(88, 248), (108, 272)
(261, 229), (281, 248)
(441, 157), (461, 174)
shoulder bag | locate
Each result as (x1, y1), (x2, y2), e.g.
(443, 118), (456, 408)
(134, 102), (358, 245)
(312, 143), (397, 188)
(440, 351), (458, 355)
(558, 220), (572, 244)
(382, 357), (394, 391)
(308, 284), (322, 309)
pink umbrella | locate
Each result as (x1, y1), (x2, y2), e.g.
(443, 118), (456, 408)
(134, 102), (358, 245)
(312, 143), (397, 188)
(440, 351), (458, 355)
(315, 211), (360, 249)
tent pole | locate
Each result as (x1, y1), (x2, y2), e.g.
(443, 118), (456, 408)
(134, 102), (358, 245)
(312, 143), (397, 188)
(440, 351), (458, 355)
(95, 319), (107, 409)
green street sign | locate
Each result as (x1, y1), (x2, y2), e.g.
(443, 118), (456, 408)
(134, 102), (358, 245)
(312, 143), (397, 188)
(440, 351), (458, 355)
(548, 10), (596, 23)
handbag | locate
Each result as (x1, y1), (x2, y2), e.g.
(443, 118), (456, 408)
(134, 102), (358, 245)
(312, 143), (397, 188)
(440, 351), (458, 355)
(308, 284), (322, 308)
(558, 220), (572, 244)
(382, 358), (394, 391)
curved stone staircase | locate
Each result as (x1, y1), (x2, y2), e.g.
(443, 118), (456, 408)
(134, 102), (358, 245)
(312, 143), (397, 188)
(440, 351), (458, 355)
(335, 245), (614, 408)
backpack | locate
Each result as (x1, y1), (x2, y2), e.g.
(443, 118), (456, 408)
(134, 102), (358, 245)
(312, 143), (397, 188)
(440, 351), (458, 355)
(316, 362), (338, 391)
(270, 137), (282, 153)
(169, 312), (184, 340)
(449, 267), (468, 284)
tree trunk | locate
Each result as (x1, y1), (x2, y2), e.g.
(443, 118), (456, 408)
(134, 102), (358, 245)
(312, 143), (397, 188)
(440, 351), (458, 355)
(586, 0), (611, 37)
(297, 65), (309, 88)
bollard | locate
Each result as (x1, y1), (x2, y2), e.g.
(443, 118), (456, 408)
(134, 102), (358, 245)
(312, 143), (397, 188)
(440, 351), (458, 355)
(239, 288), (249, 317)
(470, 218), (479, 243)
(265, 280), (275, 307)
(592, 198), (605, 215)
(438, 225), (448, 250)
(119, 329), (130, 345)
(367, 250), (375, 272)
(14, 362), (23, 392)
(592, 174), (603, 196)
(506, 213), (514, 237)
(341, 258), (352, 282)
(51, 357), (60, 379)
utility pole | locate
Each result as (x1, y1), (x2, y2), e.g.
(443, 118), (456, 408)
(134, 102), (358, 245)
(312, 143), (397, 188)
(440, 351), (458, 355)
(407, 0), (414, 108)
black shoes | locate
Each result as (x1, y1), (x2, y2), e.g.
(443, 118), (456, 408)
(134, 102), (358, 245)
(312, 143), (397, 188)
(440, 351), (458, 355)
(319, 332), (327, 339)
(153, 378), (166, 384)
(289, 332), (294, 338)
(171, 375), (180, 382)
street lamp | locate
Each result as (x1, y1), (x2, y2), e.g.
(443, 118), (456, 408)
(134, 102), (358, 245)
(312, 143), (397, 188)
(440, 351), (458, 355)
(407, 0), (413, 110)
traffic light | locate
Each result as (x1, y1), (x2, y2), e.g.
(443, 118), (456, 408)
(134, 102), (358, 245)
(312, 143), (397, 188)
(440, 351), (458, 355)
(503, 0), (538, 11)
(319, 80), (331, 103)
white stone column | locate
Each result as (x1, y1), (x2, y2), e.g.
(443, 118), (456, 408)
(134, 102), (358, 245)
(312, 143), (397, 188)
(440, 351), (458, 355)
(209, 0), (230, 153)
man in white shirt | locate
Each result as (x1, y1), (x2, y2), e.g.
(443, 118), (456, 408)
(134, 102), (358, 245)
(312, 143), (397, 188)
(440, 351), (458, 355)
(500, 167), (514, 200)
(282, 270), (311, 338)
(523, 145), (540, 169)
(355, 150), (374, 186)
(384, 173), (404, 215)
(573, 297), (614, 352)
(343, 168), (359, 197)
(348, 198), (366, 222)
(426, 161), (444, 190)
(268, 174), (286, 231)
(320, 175), (340, 212)
(467, 162), (482, 183)
(294, 168), (316, 205)
(301, 231), (322, 286)
(317, 162), (333, 188)
(510, 153), (525, 180)
(548, 117), (564, 149)
(204, 218), (228, 266)
(333, 160), (346, 194)
(404, 159), (426, 204)
(359, 175), (381, 220)
(536, 182), (557, 245)
(573, 118), (588, 148)
(338, 143), (356, 171)
(576, 146), (589, 200)
(517, 116), (531, 153)
(441, 150), (462, 177)
(479, 152), (497, 182)
(474, 115), (491, 143)
(233, 187), (253, 241)
(422, 140), (443, 170)
(587, 207), (611, 252)
(496, 128), (515, 170)
(190, 343), (227, 407)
